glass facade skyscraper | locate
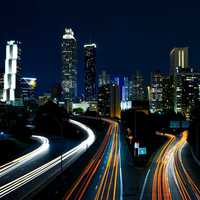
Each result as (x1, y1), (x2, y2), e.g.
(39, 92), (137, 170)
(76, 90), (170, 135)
(131, 71), (145, 102)
(149, 71), (163, 113)
(84, 43), (96, 101)
(61, 28), (77, 103)
(122, 77), (129, 101)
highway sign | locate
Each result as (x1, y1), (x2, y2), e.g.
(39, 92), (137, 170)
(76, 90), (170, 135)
(138, 147), (147, 155)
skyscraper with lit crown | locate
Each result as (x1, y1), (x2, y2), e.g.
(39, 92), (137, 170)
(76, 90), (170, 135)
(170, 47), (188, 76)
(61, 28), (77, 107)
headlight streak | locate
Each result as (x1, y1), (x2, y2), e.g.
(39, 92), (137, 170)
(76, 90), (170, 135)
(152, 131), (200, 200)
(119, 125), (123, 200)
(152, 134), (175, 200)
(0, 119), (95, 198)
(65, 118), (122, 200)
(0, 135), (49, 177)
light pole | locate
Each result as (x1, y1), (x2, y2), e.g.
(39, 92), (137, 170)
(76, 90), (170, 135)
(134, 109), (137, 138)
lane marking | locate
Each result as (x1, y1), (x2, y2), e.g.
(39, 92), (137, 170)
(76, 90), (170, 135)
(139, 169), (150, 200)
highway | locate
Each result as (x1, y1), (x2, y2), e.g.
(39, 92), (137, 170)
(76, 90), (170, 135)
(0, 135), (49, 177)
(0, 119), (95, 200)
(64, 118), (123, 200)
(140, 131), (200, 200)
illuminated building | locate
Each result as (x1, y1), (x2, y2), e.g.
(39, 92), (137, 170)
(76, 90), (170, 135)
(111, 84), (121, 119)
(38, 93), (51, 106)
(88, 100), (98, 112)
(130, 71), (145, 102)
(2, 41), (22, 105)
(149, 71), (163, 113)
(84, 43), (96, 101)
(174, 67), (200, 117)
(162, 76), (174, 112)
(0, 68), (4, 100)
(120, 101), (132, 110)
(98, 84), (111, 116)
(98, 70), (110, 88)
(121, 77), (132, 110)
(129, 79), (133, 100)
(72, 101), (89, 112)
(61, 28), (77, 108)
(122, 77), (129, 101)
(21, 77), (37, 102)
(170, 47), (188, 76)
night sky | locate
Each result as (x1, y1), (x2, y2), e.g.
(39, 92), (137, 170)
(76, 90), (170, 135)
(0, 0), (200, 95)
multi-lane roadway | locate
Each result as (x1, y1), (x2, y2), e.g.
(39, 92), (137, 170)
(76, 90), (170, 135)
(0, 119), (95, 200)
(64, 118), (123, 200)
(140, 131), (200, 200)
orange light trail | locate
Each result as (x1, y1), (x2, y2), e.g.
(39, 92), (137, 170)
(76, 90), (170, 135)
(65, 118), (121, 200)
(151, 131), (200, 200)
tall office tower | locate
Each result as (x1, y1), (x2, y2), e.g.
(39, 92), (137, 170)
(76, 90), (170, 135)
(0, 68), (4, 100)
(149, 71), (163, 113)
(21, 77), (37, 102)
(162, 76), (174, 112)
(129, 79), (133, 100)
(3, 41), (22, 105)
(84, 43), (97, 101)
(170, 47), (189, 76)
(111, 84), (121, 119)
(131, 71), (145, 102)
(97, 84), (111, 117)
(170, 47), (189, 113)
(61, 28), (77, 105)
(122, 77), (129, 101)
(174, 67), (200, 117)
(98, 70), (110, 88)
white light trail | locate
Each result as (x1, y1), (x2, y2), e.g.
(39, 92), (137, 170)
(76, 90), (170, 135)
(0, 119), (95, 198)
(0, 135), (49, 177)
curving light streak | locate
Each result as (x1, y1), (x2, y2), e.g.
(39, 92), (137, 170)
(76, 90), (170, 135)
(0, 135), (49, 177)
(0, 119), (95, 198)
(65, 117), (122, 200)
(152, 133), (175, 200)
(152, 131), (200, 200)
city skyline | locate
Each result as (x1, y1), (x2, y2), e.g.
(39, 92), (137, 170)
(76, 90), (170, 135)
(0, 1), (200, 94)
(1, 2), (200, 200)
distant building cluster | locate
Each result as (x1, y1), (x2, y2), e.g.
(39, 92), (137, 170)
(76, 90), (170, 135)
(0, 28), (199, 119)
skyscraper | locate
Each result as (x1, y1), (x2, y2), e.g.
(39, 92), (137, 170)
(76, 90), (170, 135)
(174, 67), (200, 117)
(111, 84), (121, 119)
(61, 28), (77, 104)
(170, 47), (188, 76)
(121, 77), (132, 110)
(162, 76), (174, 112)
(84, 43), (96, 101)
(131, 71), (145, 102)
(122, 77), (129, 101)
(169, 47), (193, 114)
(21, 77), (37, 102)
(97, 84), (111, 117)
(0, 68), (4, 101)
(149, 71), (163, 113)
(3, 41), (22, 105)
(98, 70), (110, 88)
